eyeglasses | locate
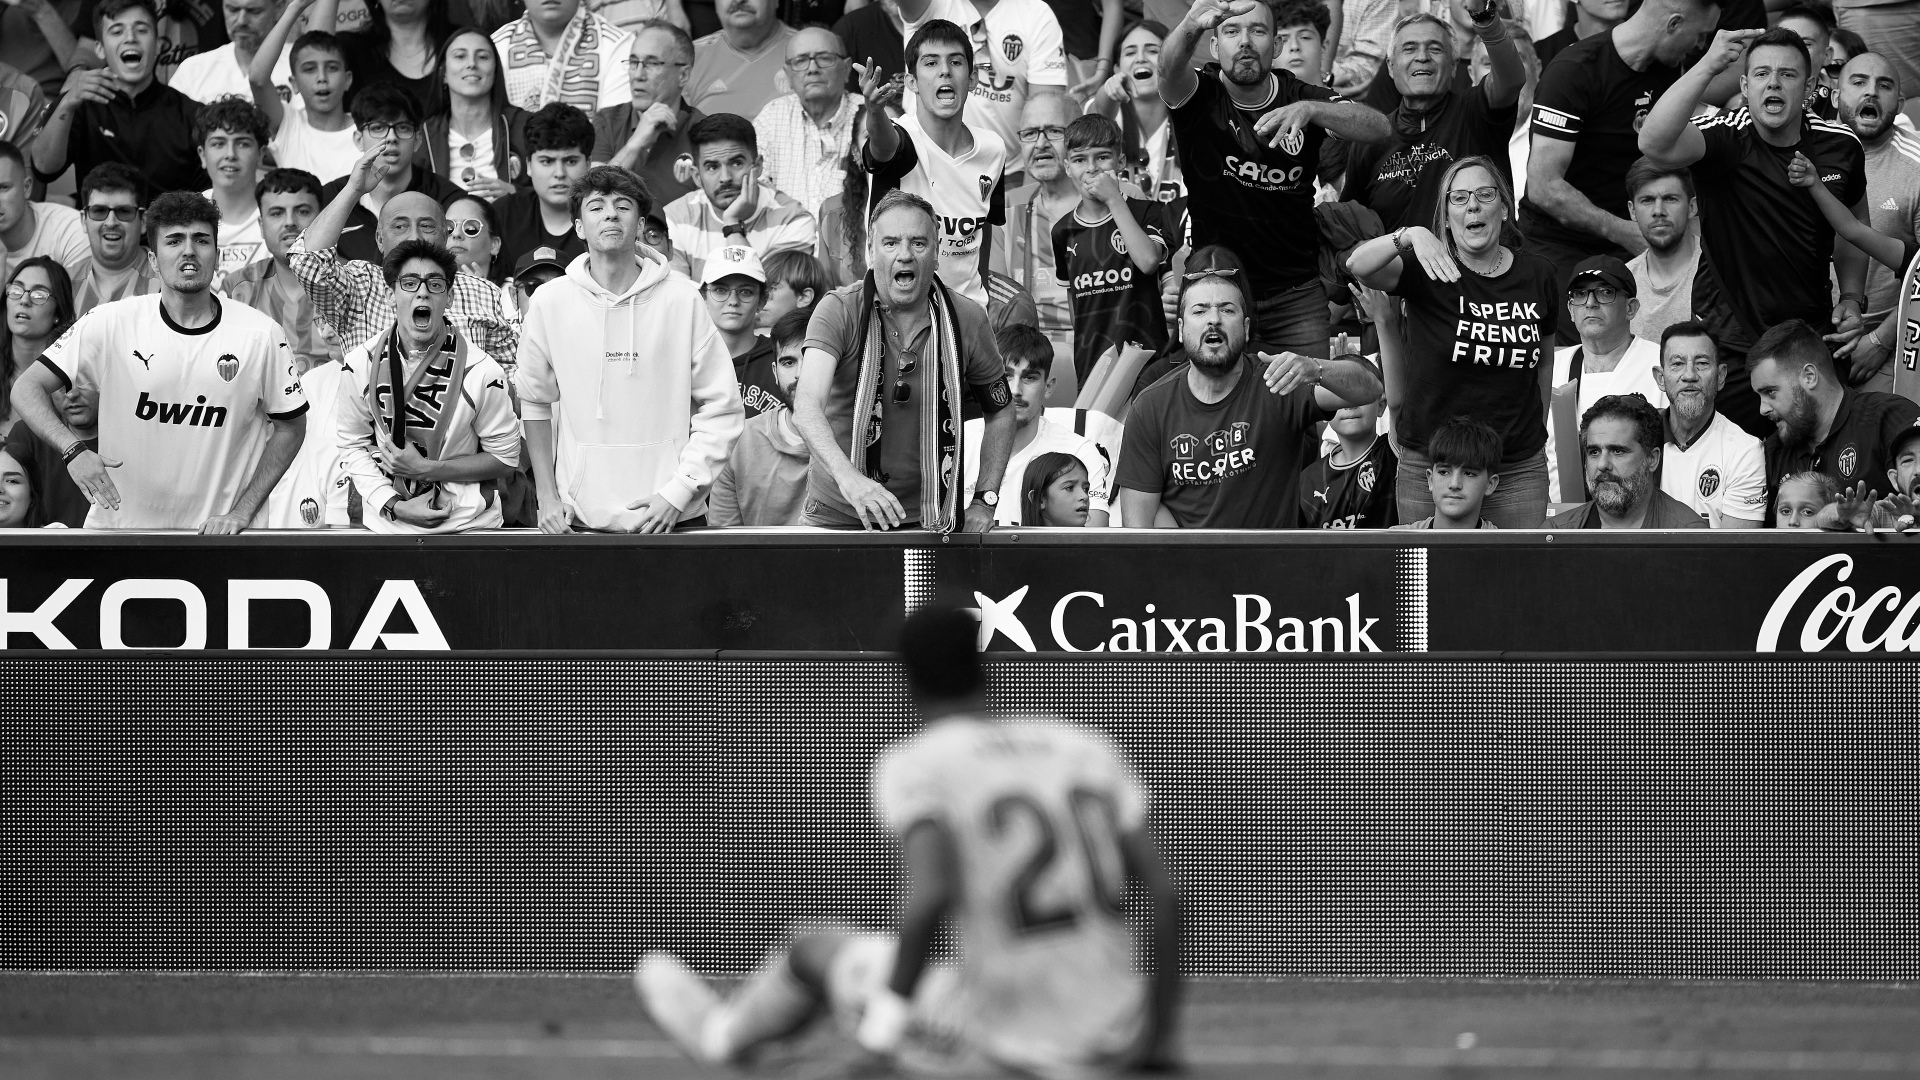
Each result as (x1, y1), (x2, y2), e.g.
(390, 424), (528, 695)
(704, 283), (763, 302)
(1568, 286), (1620, 306)
(1182, 266), (1242, 282)
(5, 283), (55, 306)
(784, 52), (846, 70)
(361, 121), (419, 140)
(1017, 125), (1069, 143)
(84, 205), (140, 222)
(395, 274), (450, 294)
(446, 219), (486, 238)
(893, 350), (917, 404)
(1446, 186), (1501, 207)
(626, 56), (690, 71)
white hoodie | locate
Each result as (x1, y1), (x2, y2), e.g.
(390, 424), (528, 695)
(514, 248), (744, 529)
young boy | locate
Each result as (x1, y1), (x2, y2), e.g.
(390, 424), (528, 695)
(492, 103), (595, 275)
(1300, 379), (1396, 528)
(1052, 113), (1169, 386)
(701, 244), (783, 418)
(709, 309), (812, 526)
(963, 324), (1112, 527)
(756, 248), (830, 332)
(251, 1), (358, 185)
(1391, 415), (1503, 530)
(192, 97), (273, 288)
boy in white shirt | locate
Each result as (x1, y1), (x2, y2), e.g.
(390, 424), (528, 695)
(251, 3), (358, 184)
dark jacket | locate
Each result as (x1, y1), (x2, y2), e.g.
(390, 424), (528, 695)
(419, 107), (533, 191)
(1547, 487), (1710, 529)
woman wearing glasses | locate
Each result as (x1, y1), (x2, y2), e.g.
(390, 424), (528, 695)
(1, 257), (77, 439)
(421, 27), (531, 200)
(1347, 155), (1560, 528)
(442, 193), (507, 284)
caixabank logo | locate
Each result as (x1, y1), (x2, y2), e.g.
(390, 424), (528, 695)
(0, 578), (449, 650)
(971, 586), (1385, 653)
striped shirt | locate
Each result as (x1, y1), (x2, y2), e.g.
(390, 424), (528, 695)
(665, 187), (819, 281)
(287, 235), (520, 371)
(753, 91), (865, 220)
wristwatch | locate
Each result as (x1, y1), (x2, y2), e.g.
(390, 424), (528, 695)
(381, 495), (400, 521)
(721, 223), (748, 239)
(976, 490), (999, 507)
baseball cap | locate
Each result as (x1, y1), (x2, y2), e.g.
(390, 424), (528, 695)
(700, 244), (766, 287)
(514, 246), (567, 278)
(1889, 421), (1920, 461)
(1568, 255), (1635, 297)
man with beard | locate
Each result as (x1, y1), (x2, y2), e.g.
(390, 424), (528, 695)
(1753, 318), (1920, 503)
(1623, 157), (1702, 344)
(1653, 320), (1766, 527)
(1343, 3), (1525, 235)
(1160, 0), (1390, 357)
(1116, 245), (1382, 529)
(595, 21), (706, 208)
(224, 168), (338, 373)
(1546, 393), (1708, 527)
(10, 192), (309, 532)
(998, 92), (1079, 379)
(1640, 27), (1870, 439)
(169, 0), (295, 104)
(1828, 53), (1920, 393)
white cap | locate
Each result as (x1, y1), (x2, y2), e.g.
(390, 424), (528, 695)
(699, 244), (767, 286)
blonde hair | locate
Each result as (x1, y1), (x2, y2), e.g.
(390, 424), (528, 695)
(1428, 154), (1525, 252)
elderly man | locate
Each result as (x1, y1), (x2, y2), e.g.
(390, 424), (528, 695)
(291, 138), (518, 363)
(685, 0), (794, 119)
(1653, 320), (1767, 527)
(793, 190), (1015, 533)
(593, 20), (705, 208)
(1753, 318), (1920, 495)
(753, 26), (864, 220)
(493, 0), (634, 113)
(337, 240), (521, 534)
(169, 0), (294, 104)
(1546, 256), (1667, 502)
(1830, 52), (1920, 393)
(1344, 2), (1525, 234)
(999, 92), (1080, 377)
(1546, 394), (1709, 528)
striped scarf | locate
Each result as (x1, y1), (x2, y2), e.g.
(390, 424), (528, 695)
(370, 323), (470, 501)
(1895, 251), (1920, 402)
(849, 272), (965, 532)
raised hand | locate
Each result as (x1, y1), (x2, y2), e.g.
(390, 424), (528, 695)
(55, 67), (117, 115)
(1254, 100), (1318, 151)
(1701, 28), (1762, 75)
(1786, 150), (1817, 188)
(1187, 0), (1259, 32)
(1259, 351), (1323, 396)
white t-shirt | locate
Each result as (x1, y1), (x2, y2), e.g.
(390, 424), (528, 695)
(873, 717), (1147, 1073)
(262, 358), (351, 528)
(962, 414), (1112, 524)
(9, 202), (91, 279)
(270, 107), (358, 184)
(448, 125), (498, 187)
(872, 110), (1008, 307)
(904, 0), (1069, 171)
(39, 294), (308, 530)
(203, 190), (266, 288)
(1546, 336), (1668, 503)
(1661, 409), (1768, 525)
(167, 41), (297, 108)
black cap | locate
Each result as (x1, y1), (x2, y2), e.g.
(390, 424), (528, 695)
(1568, 255), (1635, 297)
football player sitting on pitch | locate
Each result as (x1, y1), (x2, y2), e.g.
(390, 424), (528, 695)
(638, 603), (1183, 1075)
(335, 241), (521, 533)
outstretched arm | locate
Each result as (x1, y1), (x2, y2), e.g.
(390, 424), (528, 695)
(1158, 0), (1257, 108)
(1640, 29), (1761, 167)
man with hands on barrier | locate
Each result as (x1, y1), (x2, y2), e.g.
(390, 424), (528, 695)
(336, 240), (520, 534)
(1159, 0), (1390, 357)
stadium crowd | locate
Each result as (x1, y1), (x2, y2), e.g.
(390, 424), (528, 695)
(1, 0), (1919, 533)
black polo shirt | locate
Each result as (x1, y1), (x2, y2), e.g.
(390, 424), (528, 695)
(1693, 111), (1867, 339)
(36, 79), (208, 193)
(1344, 83), (1516, 233)
(319, 167), (465, 265)
(491, 188), (588, 284)
(1764, 386), (1920, 493)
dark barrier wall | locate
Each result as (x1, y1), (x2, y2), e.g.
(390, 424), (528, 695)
(4, 656), (1913, 978)
(5, 532), (1920, 653)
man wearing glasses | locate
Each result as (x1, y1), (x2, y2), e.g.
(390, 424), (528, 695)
(753, 27), (864, 219)
(336, 240), (521, 533)
(70, 164), (160, 315)
(593, 20), (705, 208)
(0, 142), (88, 281)
(1544, 256), (1667, 503)
(684, 0), (795, 120)
(311, 85), (462, 265)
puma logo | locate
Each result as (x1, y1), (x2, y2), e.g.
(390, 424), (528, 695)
(134, 349), (153, 370)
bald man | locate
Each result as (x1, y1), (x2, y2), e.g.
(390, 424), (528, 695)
(752, 26), (864, 219)
(289, 140), (519, 364)
(1834, 51), (1920, 392)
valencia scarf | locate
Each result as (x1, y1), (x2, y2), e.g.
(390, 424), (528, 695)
(848, 271), (966, 532)
(369, 322), (471, 501)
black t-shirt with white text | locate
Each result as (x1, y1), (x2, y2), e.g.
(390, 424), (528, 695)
(1115, 356), (1332, 528)
(1521, 33), (1685, 254)
(1052, 198), (1171, 384)
(1345, 84), (1517, 234)
(1392, 249), (1561, 461)
(1168, 65), (1343, 299)
(1693, 111), (1867, 338)
(492, 189), (589, 285)
(735, 335), (784, 419)
(1299, 435), (1398, 528)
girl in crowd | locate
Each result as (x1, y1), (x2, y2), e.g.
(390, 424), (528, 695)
(338, 0), (458, 116)
(1, 257), (77, 438)
(0, 449), (33, 528)
(421, 27), (529, 200)
(1347, 154), (1560, 528)
(1775, 472), (1838, 529)
(443, 193), (507, 284)
(1021, 452), (1092, 527)
(1086, 20), (1184, 202)
(816, 148), (868, 288)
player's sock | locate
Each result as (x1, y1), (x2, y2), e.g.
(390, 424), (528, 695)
(634, 952), (723, 1064)
(703, 950), (820, 1061)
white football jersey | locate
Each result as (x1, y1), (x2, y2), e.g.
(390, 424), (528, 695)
(903, 0), (1069, 168)
(873, 110), (1008, 307)
(263, 359), (351, 529)
(1661, 409), (1768, 525)
(41, 294), (308, 530)
(873, 716), (1147, 1074)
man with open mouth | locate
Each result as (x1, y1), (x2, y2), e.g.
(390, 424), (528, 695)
(30, 0), (211, 196)
(1639, 25), (1870, 440)
(894, 0), (1070, 178)
(1651, 319), (1768, 528)
(1824, 51), (1920, 395)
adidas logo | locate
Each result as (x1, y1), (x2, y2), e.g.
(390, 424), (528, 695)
(1883, 198), (1900, 211)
